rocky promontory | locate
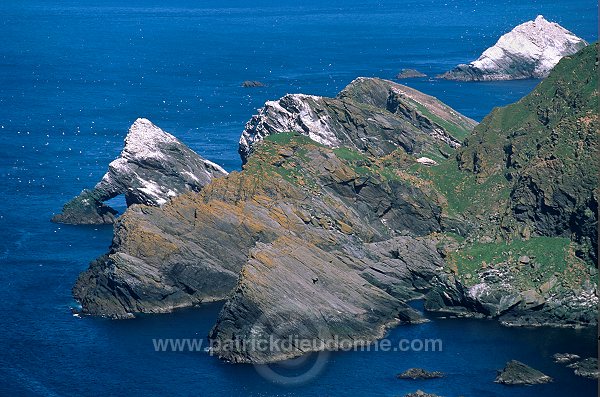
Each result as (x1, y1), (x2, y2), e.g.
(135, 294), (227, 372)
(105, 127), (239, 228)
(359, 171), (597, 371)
(72, 79), (473, 352)
(239, 77), (477, 163)
(52, 118), (227, 224)
(424, 44), (598, 326)
(438, 16), (587, 81)
(70, 46), (598, 363)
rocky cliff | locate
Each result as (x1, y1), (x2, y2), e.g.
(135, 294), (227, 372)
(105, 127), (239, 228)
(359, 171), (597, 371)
(71, 48), (598, 363)
(73, 132), (450, 323)
(438, 16), (587, 81)
(422, 44), (598, 326)
(239, 77), (476, 163)
(52, 118), (227, 224)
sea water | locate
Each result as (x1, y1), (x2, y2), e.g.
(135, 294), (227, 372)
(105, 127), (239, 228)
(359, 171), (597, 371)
(0, 0), (597, 395)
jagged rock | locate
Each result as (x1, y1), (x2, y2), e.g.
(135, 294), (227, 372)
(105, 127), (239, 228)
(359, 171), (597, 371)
(74, 133), (450, 323)
(439, 16), (587, 81)
(568, 358), (599, 379)
(241, 80), (265, 88)
(495, 360), (553, 385)
(71, 45), (598, 366)
(552, 353), (580, 363)
(239, 77), (476, 163)
(397, 368), (444, 380)
(396, 69), (427, 79)
(52, 118), (227, 225)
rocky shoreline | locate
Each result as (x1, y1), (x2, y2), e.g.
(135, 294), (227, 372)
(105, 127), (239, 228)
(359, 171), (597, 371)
(62, 44), (598, 363)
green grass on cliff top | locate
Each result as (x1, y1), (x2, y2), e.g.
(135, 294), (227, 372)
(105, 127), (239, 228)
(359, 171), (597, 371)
(447, 236), (591, 291)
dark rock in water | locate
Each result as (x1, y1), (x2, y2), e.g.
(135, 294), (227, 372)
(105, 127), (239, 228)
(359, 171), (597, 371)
(495, 360), (553, 385)
(397, 368), (444, 380)
(239, 77), (477, 163)
(242, 80), (265, 87)
(567, 358), (599, 379)
(438, 16), (587, 81)
(396, 69), (427, 79)
(552, 353), (580, 364)
(51, 189), (117, 225)
(405, 391), (441, 397)
(52, 118), (227, 225)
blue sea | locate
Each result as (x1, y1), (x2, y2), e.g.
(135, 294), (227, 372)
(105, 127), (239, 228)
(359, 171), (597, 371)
(0, 1), (597, 396)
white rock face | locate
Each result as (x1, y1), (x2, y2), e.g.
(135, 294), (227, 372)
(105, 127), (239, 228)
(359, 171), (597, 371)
(96, 118), (227, 206)
(416, 157), (438, 166)
(440, 15), (587, 81)
(53, 118), (228, 224)
(239, 77), (477, 163)
(239, 94), (340, 161)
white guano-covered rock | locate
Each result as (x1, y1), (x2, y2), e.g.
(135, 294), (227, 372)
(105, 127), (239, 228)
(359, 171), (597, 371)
(439, 16), (587, 81)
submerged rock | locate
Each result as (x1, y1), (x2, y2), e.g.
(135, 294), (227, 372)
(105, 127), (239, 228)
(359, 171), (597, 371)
(495, 360), (553, 385)
(438, 16), (587, 81)
(52, 118), (227, 224)
(396, 69), (427, 79)
(239, 77), (477, 163)
(397, 368), (444, 380)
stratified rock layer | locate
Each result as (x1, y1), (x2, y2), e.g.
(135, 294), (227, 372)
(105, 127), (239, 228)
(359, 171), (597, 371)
(239, 77), (477, 163)
(74, 133), (449, 328)
(52, 118), (227, 224)
(439, 16), (587, 81)
(71, 46), (598, 364)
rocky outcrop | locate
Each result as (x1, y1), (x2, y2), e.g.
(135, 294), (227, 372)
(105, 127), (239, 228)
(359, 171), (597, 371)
(495, 360), (552, 385)
(567, 358), (599, 379)
(397, 368), (444, 380)
(404, 391), (441, 397)
(242, 80), (265, 88)
(239, 77), (476, 163)
(552, 353), (580, 363)
(74, 133), (449, 326)
(52, 118), (227, 225)
(396, 69), (427, 79)
(71, 46), (598, 365)
(439, 16), (587, 81)
(424, 269), (598, 327)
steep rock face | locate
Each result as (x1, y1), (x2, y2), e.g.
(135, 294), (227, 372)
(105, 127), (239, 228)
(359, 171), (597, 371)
(439, 16), (587, 81)
(74, 134), (450, 320)
(52, 118), (227, 224)
(411, 45), (598, 328)
(208, 235), (437, 363)
(239, 77), (476, 163)
(457, 43), (598, 262)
